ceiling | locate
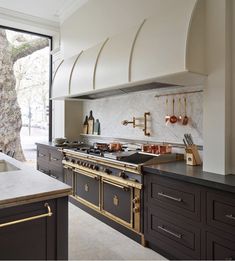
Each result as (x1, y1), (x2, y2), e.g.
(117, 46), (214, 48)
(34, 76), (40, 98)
(0, 0), (87, 24)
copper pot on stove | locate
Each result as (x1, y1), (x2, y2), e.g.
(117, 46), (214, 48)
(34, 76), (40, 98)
(109, 143), (122, 151)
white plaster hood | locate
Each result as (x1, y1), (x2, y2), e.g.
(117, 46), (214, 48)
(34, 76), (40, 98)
(52, 0), (206, 100)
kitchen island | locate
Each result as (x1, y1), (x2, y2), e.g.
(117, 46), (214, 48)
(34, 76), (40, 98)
(0, 153), (72, 260)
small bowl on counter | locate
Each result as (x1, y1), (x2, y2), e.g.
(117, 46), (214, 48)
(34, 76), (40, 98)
(53, 138), (67, 145)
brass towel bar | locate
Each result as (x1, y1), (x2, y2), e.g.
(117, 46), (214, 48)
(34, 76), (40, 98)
(0, 203), (52, 228)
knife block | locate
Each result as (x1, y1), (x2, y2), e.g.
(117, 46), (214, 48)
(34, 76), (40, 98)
(185, 145), (202, 166)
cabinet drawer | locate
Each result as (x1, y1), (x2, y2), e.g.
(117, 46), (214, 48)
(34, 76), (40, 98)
(50, 167), (63, 182)
(37, 147), (49, 160)
(207, 191), (235, 235)
(146, 205), (200, 259)
(147, 175), (200, 221)
(49, 149), (63, 167)
(207, 232), (235, 260)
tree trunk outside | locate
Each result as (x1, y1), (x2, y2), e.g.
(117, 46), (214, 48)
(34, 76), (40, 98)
(0, 30), (26, 161)
(0, 29), (49, 161)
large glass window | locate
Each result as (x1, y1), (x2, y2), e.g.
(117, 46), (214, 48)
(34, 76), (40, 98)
(0, 26), (52, 165)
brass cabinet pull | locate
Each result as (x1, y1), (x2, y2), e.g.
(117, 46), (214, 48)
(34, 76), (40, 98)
(225, 214), (235, 220)
(51, 157), (58, 161)
(0, 203), (53, 228)
(158, 225), (182, 239)
(157, 192), (182, 202)
(39, 153), (46, 157)
(103, 179), (130, 190)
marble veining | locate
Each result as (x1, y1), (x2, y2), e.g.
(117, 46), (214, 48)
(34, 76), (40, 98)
(82, 86), (203, 146)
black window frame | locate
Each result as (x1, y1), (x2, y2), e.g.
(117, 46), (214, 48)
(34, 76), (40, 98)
(0, 25), (53, 141)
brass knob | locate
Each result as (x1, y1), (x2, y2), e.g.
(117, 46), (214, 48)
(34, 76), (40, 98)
(133, 207), (140, 213)
(132, 197), (140, 204)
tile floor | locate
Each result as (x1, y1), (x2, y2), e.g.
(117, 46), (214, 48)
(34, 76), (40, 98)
(69, 203), (166, 260)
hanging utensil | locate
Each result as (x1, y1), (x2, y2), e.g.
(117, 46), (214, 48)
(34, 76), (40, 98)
(182, 97), (189, 125)
(170, 98), (177, 124)
(178, 97), (182, 122)
(165, 98), (170, 125)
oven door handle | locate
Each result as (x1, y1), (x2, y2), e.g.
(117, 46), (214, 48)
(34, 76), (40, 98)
(103, 179), (130, 190)
(74, 168), (99, 179)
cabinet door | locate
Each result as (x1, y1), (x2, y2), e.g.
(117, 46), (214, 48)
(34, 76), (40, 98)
(0, 200), (56, 260)
(207, 232), (235, 260)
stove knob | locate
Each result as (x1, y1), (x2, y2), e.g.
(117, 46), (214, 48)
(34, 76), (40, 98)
(94, 165), (99, 171)
(119, 171), (127, 179)
(104, 168), (112, 174)
(63, 157), (69, 161)
(77, 161), (81, 165)
(90, 164), (94, 169)
(71, 159), (75, 164)
(81, 162), (85, 166)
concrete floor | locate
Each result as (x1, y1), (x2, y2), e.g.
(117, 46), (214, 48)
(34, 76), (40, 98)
(69, 203), (166, 260)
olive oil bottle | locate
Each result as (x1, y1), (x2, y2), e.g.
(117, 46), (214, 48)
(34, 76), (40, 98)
(83, 116), (88, 134)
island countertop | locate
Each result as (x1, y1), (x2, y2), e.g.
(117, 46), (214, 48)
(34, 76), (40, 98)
(0, 153), (72, 209)
(143, 160), (235, 193)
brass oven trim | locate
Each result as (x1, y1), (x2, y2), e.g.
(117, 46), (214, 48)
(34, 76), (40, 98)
(73, 169), (100, 211)
(62, 161), (142, 189)
(101, 179), (134, 229)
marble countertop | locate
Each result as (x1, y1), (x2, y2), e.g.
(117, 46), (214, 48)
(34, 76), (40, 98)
(143, 161), (235, 193)
(0, 153), (72, 209)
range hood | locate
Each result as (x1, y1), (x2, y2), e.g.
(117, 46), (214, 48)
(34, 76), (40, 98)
(52, 0), (206, 100)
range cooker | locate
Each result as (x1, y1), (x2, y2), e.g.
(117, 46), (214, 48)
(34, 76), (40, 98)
(62, 146), (183, 244)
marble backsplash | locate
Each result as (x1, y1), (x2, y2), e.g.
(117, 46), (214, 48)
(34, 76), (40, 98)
(82, 86), (203, 146)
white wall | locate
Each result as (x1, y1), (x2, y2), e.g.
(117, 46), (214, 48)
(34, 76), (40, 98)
(82, 86), (203, 145)
(203, 0), (232, 174)
(59, 0), (235, 175)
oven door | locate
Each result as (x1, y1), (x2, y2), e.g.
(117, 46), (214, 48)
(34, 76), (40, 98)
(102, 179), (133, 228)
(74, 169), (100, 210)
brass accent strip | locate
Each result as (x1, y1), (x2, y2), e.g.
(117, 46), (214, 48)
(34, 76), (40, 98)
(103, 179), (130, 190)
(134, 188), (141, 232)
(93, 38), (109, 90)
(74, 168), (99, 179)
(63, 161), (142, 189)
(128, 19), (146, 82)
(0, 203), (52, 228)
(68, 51), (83, 95)
(102, 210), (132, 228)
(155, 89), (203, 98)
(71, 195), (143, 235)
(73, 195), (100, 211)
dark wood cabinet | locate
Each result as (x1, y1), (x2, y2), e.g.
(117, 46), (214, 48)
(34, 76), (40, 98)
(144, 172), (235, 260)
(36, 144), (63, 182)
(0, 197), (68, 260)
